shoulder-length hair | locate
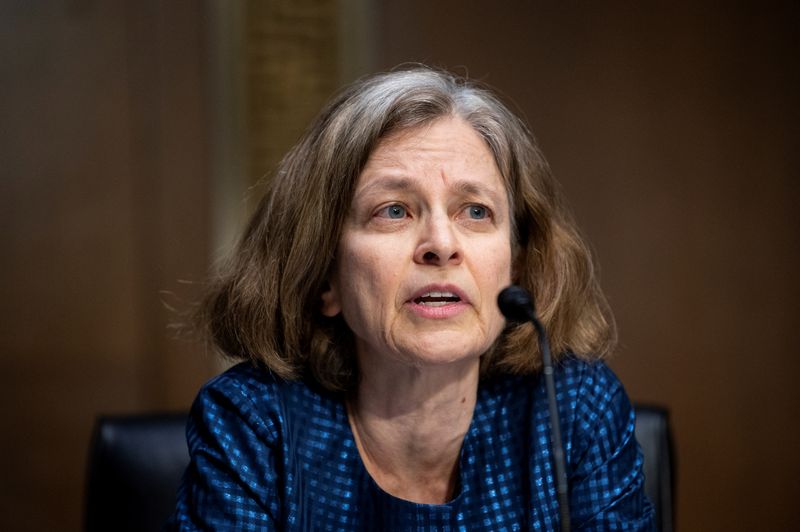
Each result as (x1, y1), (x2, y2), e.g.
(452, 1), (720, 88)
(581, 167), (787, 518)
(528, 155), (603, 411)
(203, 65), (616, 392)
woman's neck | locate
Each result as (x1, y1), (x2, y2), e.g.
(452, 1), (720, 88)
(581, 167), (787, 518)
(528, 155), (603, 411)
(347, 356), (480, 504)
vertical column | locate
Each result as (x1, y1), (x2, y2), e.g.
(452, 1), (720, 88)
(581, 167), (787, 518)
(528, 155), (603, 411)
(245, 0), (340, 199)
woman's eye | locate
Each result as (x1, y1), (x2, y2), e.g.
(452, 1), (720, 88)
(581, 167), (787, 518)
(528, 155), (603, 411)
(467, 205), (489, 219)
(379, 204), (407, 219)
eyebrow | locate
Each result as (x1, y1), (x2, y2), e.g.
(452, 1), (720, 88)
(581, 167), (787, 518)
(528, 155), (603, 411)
(356, 176), (414, 197)
(355, 176), (504, 203)
(452, 180), (504, 203)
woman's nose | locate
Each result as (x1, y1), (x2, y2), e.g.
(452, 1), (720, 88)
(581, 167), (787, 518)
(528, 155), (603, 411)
(413, 213), (463, 266)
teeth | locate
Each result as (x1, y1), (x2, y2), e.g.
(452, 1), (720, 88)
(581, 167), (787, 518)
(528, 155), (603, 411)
(422, 291), (456, 298)
(415, 291), (461, 305)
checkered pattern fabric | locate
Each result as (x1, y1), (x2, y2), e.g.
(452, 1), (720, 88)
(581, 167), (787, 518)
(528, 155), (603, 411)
(167, 357), (654, 530)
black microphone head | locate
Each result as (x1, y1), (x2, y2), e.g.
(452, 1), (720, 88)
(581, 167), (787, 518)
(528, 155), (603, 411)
(497, 285), (536, 324)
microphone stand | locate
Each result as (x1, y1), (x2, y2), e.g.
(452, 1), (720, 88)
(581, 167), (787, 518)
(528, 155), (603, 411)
(498, 286), (571, 532)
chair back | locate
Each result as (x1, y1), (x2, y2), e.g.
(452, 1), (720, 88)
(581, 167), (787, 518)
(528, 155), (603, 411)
(85, 412), (188, 532)
(634, 404), (675, 532)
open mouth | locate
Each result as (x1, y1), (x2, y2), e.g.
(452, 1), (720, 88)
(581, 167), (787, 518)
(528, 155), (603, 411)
(413, 291), (461, 307)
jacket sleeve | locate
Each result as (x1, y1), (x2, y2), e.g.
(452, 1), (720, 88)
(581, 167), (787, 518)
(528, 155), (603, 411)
(567, 362), (655, 531)
(166, 371), (282, 531)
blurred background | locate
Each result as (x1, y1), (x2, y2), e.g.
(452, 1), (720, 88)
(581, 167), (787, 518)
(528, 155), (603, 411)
(1, 1), (798, 530)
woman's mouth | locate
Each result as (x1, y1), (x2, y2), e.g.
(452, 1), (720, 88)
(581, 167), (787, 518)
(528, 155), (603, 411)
(407, 286), (469, 319)
(413, 291), (462, 307)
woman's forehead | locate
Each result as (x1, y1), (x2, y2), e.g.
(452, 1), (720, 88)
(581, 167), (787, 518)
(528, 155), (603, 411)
(356, 117), (502, 190)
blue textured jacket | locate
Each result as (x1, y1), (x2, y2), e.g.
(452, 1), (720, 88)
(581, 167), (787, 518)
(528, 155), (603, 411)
(168, 357), (654, 530)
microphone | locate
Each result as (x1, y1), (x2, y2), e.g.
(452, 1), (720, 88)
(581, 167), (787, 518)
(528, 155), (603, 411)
(497, 285), (571, 532)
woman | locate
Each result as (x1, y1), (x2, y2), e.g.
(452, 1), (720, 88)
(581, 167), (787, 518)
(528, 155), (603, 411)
(169, 66), (654, 530)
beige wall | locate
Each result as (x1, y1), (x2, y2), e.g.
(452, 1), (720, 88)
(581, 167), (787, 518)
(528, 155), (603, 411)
(374, 2), (800, 530)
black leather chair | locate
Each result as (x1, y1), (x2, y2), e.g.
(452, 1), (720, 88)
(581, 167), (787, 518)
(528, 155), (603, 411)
(85, 406), (674, 531)
(634, 405), (675, 532)
(85, 412), (189, 532)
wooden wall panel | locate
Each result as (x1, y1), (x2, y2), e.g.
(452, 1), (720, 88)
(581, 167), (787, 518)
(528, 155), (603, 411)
(0, 2), (213, 529)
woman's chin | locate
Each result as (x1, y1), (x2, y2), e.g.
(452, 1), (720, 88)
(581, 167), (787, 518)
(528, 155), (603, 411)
(397, 334), (489, 368)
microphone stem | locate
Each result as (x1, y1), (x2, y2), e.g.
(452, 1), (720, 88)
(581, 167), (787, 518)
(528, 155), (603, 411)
(533, 318), (571, 532)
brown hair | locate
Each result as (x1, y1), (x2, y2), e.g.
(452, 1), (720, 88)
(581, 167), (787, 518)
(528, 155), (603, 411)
(203, 65), (616, 391)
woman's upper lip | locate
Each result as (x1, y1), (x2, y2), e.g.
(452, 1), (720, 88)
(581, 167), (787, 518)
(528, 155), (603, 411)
(407, 283), (470, 303)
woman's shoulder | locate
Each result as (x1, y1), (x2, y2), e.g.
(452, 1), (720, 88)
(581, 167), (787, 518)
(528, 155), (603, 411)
(541, 356), (630, 428)
(195, 361), (287, 411)
(482, 356), (631, 445)
(189, 362), (333, 442)
(185, 363), (281, 444)
(202, 359), (284, 391)
(556, 355), (624, 400)
(555, 356), (638, 460)
(192, 361), (345, 433)
(483, 356), (622, 401)
(174, 363), (302, 528)
(555, 358), (653, 526)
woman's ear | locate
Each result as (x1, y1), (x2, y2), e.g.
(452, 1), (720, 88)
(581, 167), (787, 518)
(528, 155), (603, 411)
(320, 280), (342, 317)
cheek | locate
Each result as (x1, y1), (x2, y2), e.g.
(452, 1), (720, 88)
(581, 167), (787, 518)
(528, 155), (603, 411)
(337, 241), (399, 321)
(341, 243), (385, 287)
(484, 247), (513, 332)
(482, 239), (513, 283)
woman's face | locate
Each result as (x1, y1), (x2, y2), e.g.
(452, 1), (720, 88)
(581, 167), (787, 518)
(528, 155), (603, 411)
(322, 117), (512, 369)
